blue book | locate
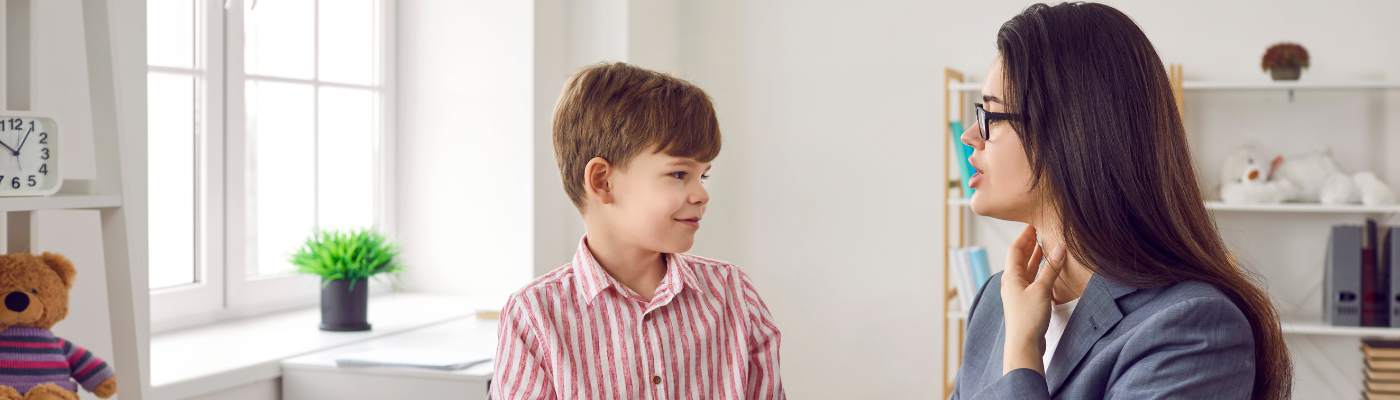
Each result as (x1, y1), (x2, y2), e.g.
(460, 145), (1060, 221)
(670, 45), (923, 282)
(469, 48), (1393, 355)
(968, 246), (991, 290)
(951, 122), (977, 198)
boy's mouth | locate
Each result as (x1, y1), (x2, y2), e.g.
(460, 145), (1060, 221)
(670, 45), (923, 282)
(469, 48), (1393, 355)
(675, 217), (701, 229)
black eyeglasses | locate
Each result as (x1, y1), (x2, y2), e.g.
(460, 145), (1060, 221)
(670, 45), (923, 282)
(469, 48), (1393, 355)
(974, 103), (1024, 141)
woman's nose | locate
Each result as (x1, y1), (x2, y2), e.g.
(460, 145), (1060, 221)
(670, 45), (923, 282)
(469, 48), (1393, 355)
(960, 122), (983, 148)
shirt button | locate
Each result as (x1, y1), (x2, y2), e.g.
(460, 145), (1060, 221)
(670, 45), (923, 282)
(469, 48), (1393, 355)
(652, 375), (662, 385)
(643, 313), (651, 321)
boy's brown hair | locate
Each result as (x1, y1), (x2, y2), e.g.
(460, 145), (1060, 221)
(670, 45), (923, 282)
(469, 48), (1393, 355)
(553, 62), (721, 210)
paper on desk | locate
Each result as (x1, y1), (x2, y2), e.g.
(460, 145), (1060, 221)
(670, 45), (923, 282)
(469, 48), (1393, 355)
(334, 348), (493, 370)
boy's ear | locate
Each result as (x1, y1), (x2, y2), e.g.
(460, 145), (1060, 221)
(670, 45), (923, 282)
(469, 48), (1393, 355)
(583, 157), (615, 205)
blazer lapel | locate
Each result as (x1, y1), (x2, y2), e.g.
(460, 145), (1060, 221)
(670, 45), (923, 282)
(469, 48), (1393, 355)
(1045, 274), (1137, 396)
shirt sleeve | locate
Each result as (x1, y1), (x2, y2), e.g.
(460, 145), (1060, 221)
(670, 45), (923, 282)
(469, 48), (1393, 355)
(739, 270), (785, 400)
(492, 293), (557, 400)
(59, 338), (115, 393)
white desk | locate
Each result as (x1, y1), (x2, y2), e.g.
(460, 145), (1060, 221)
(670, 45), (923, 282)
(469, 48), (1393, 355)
(280, 317), (498, 400)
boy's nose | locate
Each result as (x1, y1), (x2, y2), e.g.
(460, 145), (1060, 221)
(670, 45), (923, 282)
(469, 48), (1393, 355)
(692, 184), (709, 205)
(5, 291), (29, 312)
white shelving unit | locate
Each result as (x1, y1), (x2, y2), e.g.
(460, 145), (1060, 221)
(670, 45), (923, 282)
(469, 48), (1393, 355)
(942, 67), (1400, 398)
(949, 198), (1400, 214)
(949, 80), (1400, 92)
(0, 2), (149, 399)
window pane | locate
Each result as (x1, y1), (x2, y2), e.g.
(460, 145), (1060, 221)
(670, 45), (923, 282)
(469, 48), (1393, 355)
(247, 81), (315, 276)
(148, 0), (195, 68)
(319, 0), (377, 85)
(245, 0), (314, 79)
(148, 73), (197, 289)
(317, 87), (376, 230)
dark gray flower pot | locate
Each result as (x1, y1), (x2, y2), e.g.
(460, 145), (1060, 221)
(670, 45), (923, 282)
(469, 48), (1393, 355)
(319, 279), (372, 331)
(1270, 66), (1301, 81)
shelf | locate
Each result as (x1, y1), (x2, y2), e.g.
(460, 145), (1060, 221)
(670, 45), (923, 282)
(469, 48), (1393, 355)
(1281, 322), (1400, 337)
(948, 197), (1400, 214)
(949, 80), (1400, 92)
(0, 194), (121, 212)
(1203, 201), (1400, 213)
(947, 313), (1400, 337)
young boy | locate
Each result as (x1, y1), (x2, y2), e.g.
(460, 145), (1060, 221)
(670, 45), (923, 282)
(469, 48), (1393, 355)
(493, 62), (784, 400)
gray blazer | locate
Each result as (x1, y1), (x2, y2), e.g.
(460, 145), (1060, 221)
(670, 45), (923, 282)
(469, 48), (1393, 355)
(952, 271), (1257, 400)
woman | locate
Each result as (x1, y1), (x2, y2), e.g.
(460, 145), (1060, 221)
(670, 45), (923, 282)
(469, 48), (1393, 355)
(951, 3), (1291, 400)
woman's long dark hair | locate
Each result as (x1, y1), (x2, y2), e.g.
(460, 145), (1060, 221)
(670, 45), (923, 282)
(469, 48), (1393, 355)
(996, 3), (1291, 399)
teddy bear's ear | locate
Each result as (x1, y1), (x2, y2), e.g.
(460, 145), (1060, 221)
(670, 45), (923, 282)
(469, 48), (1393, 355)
(38, 252), (76, 289)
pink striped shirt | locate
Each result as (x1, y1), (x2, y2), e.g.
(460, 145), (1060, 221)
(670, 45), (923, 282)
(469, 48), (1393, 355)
(494, 237), (784, 400)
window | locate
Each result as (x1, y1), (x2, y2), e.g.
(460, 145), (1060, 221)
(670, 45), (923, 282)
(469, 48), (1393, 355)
(148, 0), (393, 327)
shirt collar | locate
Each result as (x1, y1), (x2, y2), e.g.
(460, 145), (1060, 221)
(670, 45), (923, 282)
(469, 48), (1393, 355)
(572, 235), (708, 306)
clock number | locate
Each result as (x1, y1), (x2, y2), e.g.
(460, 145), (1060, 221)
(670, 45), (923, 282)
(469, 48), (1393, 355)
(40, 148), (48, 160)
(38, 164), (46, 175)
(9, 119), (19, 130)
(38, 132), (47, 144)
(10, 177), (19, 189)
(27, 121), (34, 133)
(26, 176), (34, 187)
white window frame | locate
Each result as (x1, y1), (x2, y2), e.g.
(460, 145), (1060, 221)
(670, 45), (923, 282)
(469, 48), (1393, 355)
(150, 0), (396, 331)
(148, 0), (225, 326)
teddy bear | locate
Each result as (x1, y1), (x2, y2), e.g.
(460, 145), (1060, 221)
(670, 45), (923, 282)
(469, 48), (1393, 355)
(1220, 146), (1397, 206)
(0, 253), (116, 400)
(1218, 145), (1295, 204)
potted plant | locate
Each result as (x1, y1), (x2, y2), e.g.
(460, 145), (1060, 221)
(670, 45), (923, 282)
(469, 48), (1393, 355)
(1261, 43), (1309, 81)
(289, 228), (404, 331)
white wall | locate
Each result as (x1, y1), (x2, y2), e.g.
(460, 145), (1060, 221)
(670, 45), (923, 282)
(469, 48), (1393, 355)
(405, 0), (1400, 398)
(670, 0), (1400, 398)
(396, 1), (534, 299)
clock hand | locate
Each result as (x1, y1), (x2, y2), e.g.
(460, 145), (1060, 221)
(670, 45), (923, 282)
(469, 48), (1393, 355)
(16, 130), (31, 152)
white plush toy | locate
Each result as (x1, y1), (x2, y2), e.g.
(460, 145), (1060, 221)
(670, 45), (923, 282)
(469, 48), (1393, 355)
(1219, 146), (1294, 204)
(1222, 146), (1398, 206)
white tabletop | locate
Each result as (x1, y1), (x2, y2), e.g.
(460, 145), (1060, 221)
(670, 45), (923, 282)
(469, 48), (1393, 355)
(280, 316), (499, 380)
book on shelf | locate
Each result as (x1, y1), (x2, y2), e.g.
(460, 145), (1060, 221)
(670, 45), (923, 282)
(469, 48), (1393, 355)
(1364, 339), (1400, 360)
(1369, 367), (1400, 383)
(1366, 339), (1400, 399)
(1327, 225), (1363, 326)
(1388, 226), (1400, 328)
(950, 121), (976, 199)
(1367, 390), (1400, 400)
(949, 246), (975, 312)
(966, 246), (991, 291)
(1368, 358), (1400, 372)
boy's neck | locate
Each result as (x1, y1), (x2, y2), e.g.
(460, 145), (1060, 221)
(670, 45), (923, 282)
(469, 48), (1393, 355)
(585, 233), (668, 303)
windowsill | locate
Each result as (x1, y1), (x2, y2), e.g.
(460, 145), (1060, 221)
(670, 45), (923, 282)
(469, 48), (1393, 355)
(149, 293), (495, 400)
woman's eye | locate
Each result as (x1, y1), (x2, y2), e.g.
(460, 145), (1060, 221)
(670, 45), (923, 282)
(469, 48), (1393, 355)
(700, 174), (710, 181)
(669, 172), (687, 180)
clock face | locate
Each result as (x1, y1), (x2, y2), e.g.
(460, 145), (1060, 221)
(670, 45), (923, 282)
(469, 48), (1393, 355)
(0, 116), (60, 196)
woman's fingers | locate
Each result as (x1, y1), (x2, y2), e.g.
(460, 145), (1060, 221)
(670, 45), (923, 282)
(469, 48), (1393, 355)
(1026, 244), (1045, 281)
(1032, 245), (1066, 291)
(1005, 225), (1039, 285)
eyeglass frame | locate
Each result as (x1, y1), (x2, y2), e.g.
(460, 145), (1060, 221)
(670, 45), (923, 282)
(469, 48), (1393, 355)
(974, 103), (1025, 141)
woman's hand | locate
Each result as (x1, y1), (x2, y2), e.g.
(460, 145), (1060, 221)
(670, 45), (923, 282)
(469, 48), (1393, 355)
(1001, 224), (1065, 376)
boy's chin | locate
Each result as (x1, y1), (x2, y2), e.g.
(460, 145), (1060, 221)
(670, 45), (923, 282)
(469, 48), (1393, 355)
(652, 234), (696, 254)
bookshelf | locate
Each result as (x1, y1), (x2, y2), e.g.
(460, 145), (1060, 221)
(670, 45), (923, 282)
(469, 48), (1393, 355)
(941, 67), (1400, 399)
(949, 198), (1400, 214)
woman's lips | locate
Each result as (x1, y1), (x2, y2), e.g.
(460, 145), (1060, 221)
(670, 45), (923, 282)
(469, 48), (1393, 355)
(676, 218), (700, 229)
(969, 171), (983, 188)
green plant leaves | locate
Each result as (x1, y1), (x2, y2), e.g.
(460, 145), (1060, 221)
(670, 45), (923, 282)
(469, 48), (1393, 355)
(288, 228), (404, 288)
